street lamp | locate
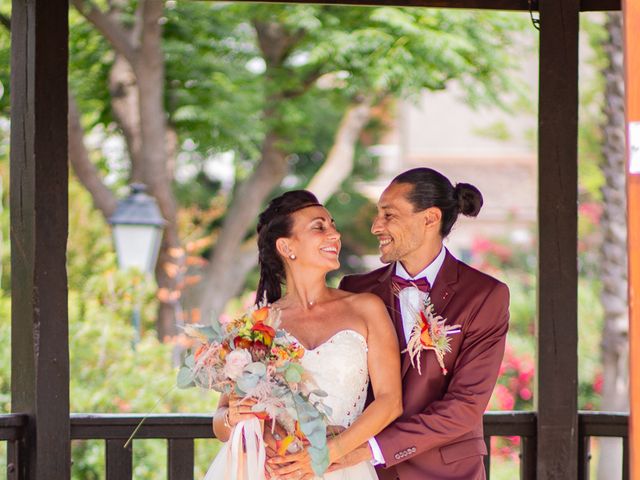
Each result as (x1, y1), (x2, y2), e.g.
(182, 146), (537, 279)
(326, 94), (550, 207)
(109, 183), (166, 341)
(109, 183), (165, 274)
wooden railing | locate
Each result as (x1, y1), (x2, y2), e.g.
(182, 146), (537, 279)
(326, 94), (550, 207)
(71, 413), (214, 479)
(483, 411), (536, 480)
(579, 412), (629, 480)
(0, 414), (25, 478)
(0, 411), (629, 479)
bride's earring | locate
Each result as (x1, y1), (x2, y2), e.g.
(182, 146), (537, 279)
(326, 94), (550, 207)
(289, 253), (296, 260)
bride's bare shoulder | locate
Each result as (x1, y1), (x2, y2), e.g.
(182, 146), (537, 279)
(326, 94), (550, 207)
(335, 290), (386, 314)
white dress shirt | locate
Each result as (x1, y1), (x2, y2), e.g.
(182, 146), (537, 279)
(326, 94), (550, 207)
(368, 246), (447, 466)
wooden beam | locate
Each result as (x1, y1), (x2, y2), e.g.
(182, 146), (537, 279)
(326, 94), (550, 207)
(623, 0), (640, 477)
(168, 439), (194, 480)
(536, 0), (580, 478)
(106, 440), (132, 480)
(10, 1), (70, 479)
(581, 0), (621, 10)
(219, 0), (620, 10)
(245, 0), (533, 9)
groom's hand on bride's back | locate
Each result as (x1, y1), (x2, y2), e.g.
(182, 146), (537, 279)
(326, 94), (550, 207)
(326, 442), (373, 473)
(326, 425), (346, 437)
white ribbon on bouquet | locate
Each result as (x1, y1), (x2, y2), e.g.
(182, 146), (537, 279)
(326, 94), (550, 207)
(226, 417), (266, 480)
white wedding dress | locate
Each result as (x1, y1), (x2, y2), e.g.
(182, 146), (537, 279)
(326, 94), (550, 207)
(203, 329), (378, 479)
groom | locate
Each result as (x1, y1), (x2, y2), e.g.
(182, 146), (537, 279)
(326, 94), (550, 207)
(337, 168), (510, 480)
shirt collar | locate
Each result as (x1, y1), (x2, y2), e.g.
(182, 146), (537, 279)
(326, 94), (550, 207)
(395, 246), (446, 286)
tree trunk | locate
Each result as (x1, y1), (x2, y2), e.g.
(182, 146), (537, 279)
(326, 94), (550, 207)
(134, 0), (181, 340)
(74, 1), (183, 340)
(199, 130), (289, 322)
(199, 96), (374, 322)
(196, 20), (301, 322)
(596, 11), (629, 480)
(68, 94), (118, 218)
(307, 96), (373, 202)
(109, 54), (144, 182)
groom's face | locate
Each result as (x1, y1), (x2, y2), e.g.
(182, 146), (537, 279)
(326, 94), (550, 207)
(371, 182), (427, 264)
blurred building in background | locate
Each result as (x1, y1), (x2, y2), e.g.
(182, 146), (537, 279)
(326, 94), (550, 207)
(360, 59), (538, 266)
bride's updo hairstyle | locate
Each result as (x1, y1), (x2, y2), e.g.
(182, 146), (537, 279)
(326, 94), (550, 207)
(256, 190), (323, 304)
(392, 168), (483, 238)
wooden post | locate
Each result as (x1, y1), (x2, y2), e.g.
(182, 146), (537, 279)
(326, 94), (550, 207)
(623, 0), (640, 477)
(536, 0), (580, 478)
(10, 1), (70, 479)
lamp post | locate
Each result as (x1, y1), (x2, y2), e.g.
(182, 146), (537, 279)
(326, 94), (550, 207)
(109, 184), (166, 342)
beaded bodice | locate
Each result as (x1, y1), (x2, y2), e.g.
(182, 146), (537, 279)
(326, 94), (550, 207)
(284, 329), (369, 428)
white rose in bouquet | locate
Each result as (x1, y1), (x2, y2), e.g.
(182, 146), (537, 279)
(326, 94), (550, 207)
(223, 349), (252, 380)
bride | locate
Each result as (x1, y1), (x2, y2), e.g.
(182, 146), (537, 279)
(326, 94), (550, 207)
(206, 190), (402, 479)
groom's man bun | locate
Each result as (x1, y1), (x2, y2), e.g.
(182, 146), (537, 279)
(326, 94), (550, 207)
(453, 182), (483, 217)
(392, 168), (483, 238)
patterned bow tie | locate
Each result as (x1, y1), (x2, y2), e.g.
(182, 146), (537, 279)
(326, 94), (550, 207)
(391, 274), (431, 293)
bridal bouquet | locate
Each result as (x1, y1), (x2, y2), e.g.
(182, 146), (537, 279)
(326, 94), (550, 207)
(177, 302), (330, 476)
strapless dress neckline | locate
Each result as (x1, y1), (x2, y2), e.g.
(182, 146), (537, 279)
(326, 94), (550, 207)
(281, 328), (367, 353)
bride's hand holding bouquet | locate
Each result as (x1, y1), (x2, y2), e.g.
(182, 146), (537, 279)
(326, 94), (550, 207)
(178, 302), (331, 478)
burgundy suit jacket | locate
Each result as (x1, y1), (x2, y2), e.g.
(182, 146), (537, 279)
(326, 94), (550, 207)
(339, 250), (510, 480)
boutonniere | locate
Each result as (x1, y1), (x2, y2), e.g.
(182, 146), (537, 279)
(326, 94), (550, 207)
(403, 295), (461, 375)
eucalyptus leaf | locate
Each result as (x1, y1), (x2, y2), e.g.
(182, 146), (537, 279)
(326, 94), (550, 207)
(184, 354), (195, 368)
(305, 427), (327, 446)
(236, 373), (260, 393)
(285, 365), (302, 383)
(200, 325), (220, 340)
(245, 362), (267, 377)
(308, 444), (330, 476)
(176, 366), (195, 389)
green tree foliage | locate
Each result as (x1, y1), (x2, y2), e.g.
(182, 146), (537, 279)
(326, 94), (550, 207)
(23, 2), (529, 327)
(174, 3), (526, 175)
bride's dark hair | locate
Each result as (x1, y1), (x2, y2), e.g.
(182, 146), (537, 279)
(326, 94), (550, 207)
(256, 190), (322, 304)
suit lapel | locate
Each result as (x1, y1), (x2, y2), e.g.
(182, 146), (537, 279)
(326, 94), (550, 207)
(400, 250), (459, 378)
(429, 250), (458, 315)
